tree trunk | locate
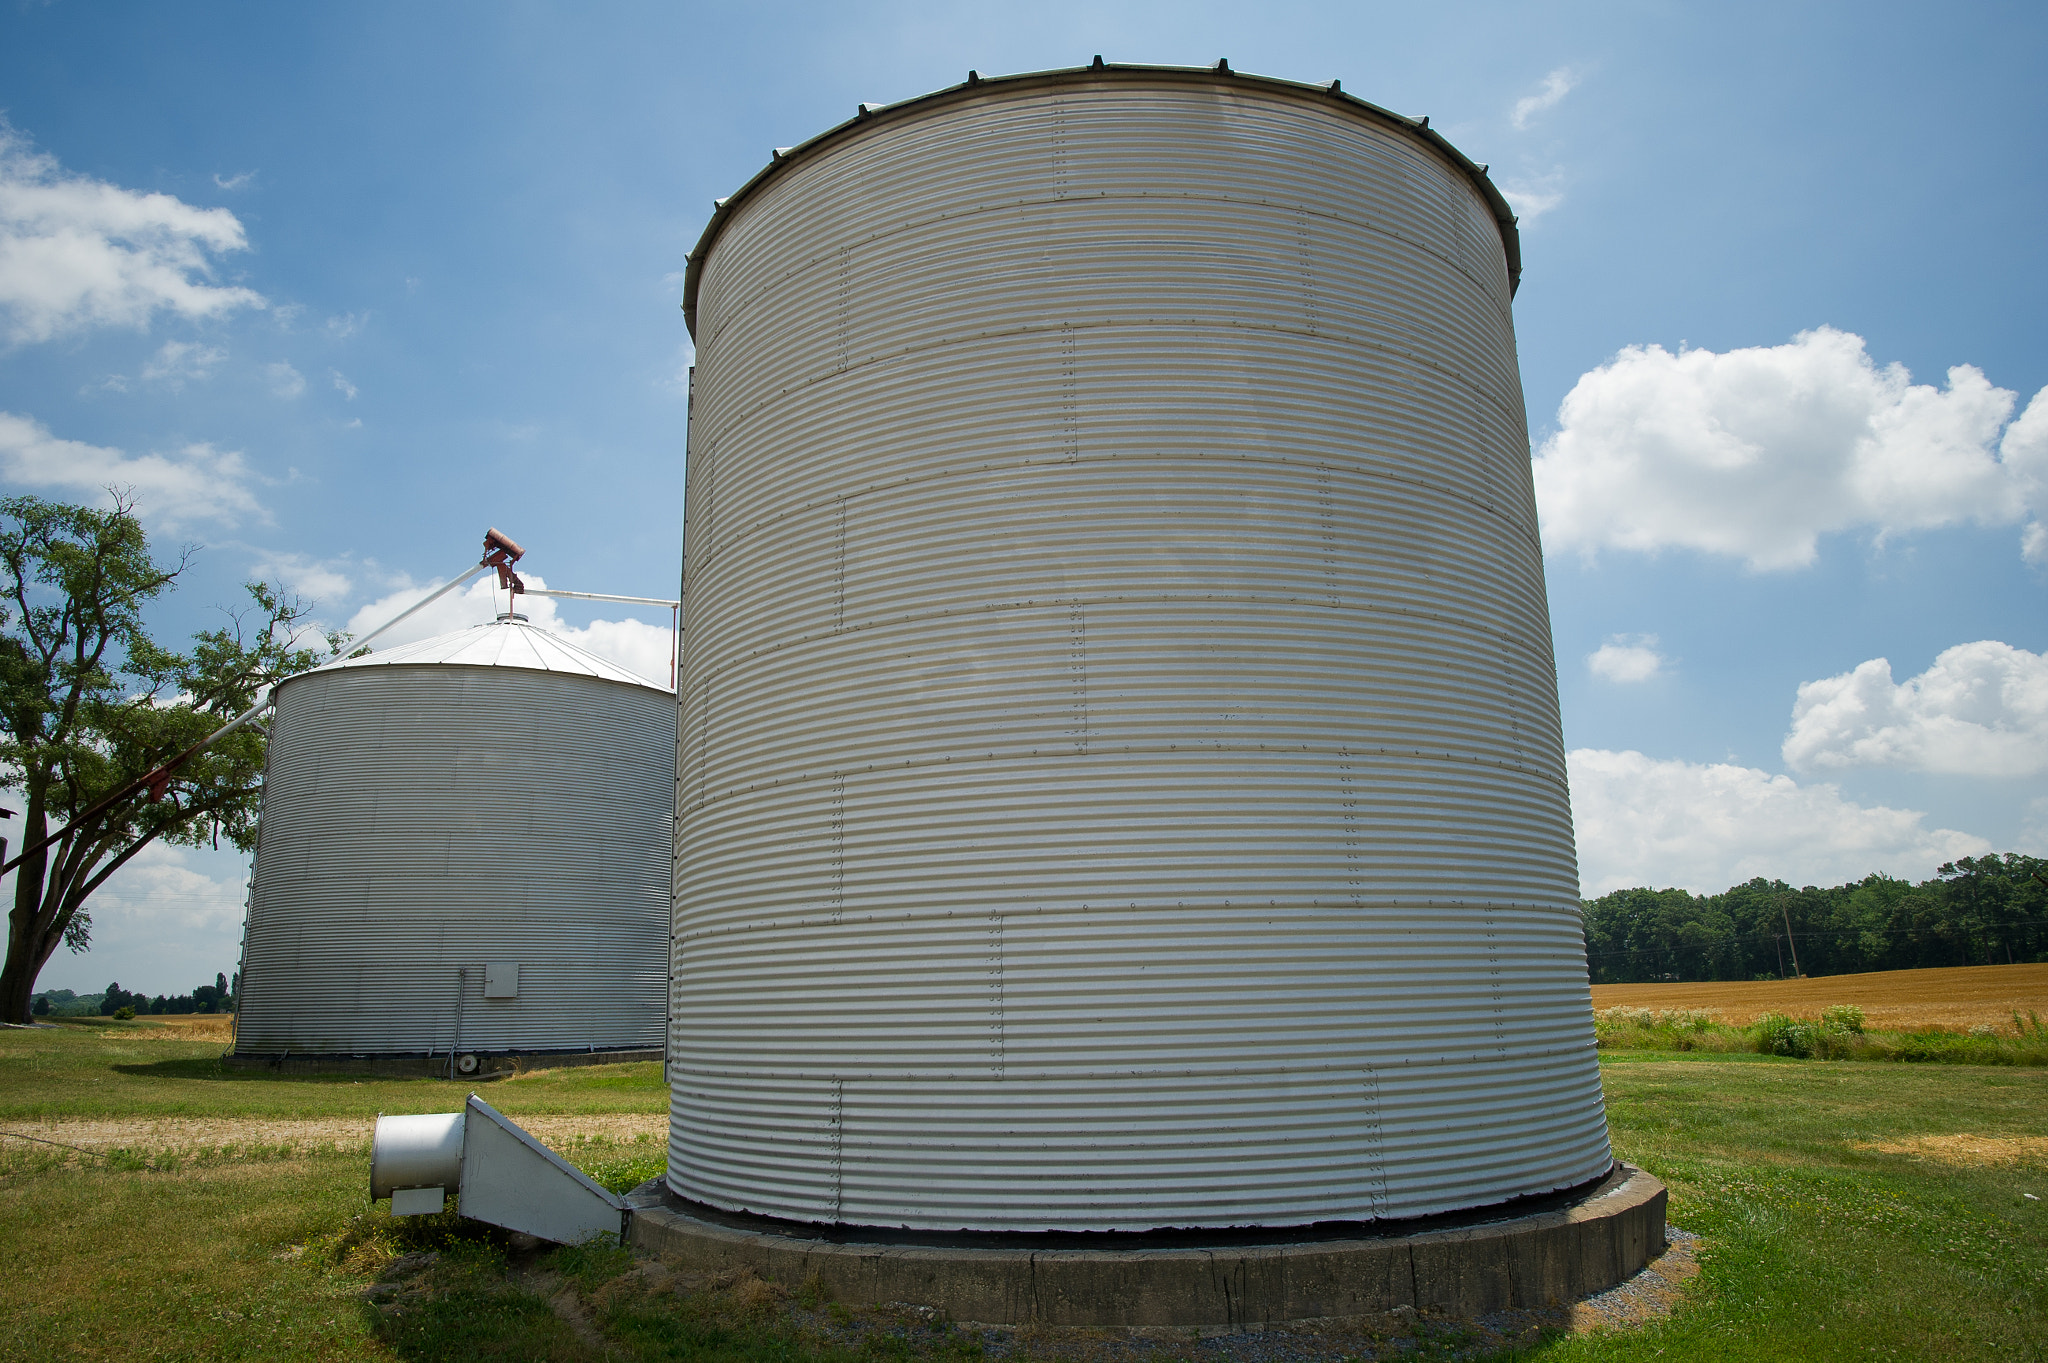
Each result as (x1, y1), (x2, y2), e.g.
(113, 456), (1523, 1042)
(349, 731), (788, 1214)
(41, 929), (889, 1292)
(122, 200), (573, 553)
(0, 806), (51, 1025)
(1, 798), (173, 1022)
(0, 920), (69, 1024)
(0, 896), (55, 1025)
(0, 914), (38, 1024)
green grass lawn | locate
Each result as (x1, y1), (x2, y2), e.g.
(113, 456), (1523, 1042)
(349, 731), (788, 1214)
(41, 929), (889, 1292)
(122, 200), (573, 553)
(0, 1016), (668, 1123)
(1555, 1054), (2046, 1361)
(2, 1019), (2043, 1360)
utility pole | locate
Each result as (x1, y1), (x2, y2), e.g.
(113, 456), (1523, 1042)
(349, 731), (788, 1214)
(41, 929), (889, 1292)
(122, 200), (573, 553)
(1779, 897), (1803, 978)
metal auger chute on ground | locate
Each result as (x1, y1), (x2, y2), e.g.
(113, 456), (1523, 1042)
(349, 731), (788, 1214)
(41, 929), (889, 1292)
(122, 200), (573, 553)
(370, 1095), (641, 1244)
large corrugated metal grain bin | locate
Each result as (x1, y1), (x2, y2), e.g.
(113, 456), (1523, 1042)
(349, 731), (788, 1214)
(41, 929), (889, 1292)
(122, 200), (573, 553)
(234, 615), (676, 1058)
(669, 63), (1609, 1232)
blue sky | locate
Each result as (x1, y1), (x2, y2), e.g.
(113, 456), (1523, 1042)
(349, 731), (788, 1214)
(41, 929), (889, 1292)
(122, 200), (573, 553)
(3, 2), (2043, 993)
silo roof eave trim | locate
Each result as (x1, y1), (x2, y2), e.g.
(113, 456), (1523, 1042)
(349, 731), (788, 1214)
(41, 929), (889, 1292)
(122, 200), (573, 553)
(273, 659), (676, 699)
(280, 619), (674, 695)
(681, 61), (1522, 337)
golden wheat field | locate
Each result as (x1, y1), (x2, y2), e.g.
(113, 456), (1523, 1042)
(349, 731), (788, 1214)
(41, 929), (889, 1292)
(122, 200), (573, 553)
(131, 1013), (236, 1042)
(1590, 962), (2048, 1031)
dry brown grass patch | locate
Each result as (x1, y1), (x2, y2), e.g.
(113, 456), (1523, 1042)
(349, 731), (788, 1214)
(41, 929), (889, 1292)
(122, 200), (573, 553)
(1853, 1134), (2048, 1167)
(147, 1014), (236, 1041)
(587, 1258), (675, 1311)
(63, 1014), (237, 1041)
(706, 1265), (790, 1315)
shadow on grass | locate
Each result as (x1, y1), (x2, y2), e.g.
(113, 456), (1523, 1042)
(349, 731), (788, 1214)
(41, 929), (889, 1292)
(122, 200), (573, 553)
(108, 1057), (453, 1085)
(371, 1273), (593, 1363)
(346, 1215), (605, 1362)
(103, 1058), (667, 1091)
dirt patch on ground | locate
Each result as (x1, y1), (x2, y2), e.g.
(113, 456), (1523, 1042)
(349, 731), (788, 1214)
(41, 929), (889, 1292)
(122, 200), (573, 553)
(38, 1015), (239, 1042)
(1853, 1135), (2048, 1167)
(1591, 962), (2048, 1031)
(0, 1113), (666, 1156)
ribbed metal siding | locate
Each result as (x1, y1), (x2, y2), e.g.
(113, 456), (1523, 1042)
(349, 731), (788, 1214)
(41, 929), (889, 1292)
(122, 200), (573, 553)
(670, 73), (1608, 1232)
(237, 665), (676, 1054)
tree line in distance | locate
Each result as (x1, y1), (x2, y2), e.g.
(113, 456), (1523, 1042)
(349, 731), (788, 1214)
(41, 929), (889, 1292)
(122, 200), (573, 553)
(1583, 854), (2047, 983)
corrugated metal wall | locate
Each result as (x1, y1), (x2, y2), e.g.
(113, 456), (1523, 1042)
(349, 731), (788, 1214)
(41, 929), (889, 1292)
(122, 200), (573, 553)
(237, 663), (676, 1054)
(670, 68), (1610, 1232)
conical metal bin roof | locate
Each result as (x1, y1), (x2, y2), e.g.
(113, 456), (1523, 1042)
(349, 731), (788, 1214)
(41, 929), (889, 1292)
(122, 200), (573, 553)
(296, 614), (669, 692)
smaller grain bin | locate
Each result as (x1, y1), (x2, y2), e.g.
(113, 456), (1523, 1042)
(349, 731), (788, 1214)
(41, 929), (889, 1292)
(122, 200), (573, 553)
(233, 613), (676, 1063)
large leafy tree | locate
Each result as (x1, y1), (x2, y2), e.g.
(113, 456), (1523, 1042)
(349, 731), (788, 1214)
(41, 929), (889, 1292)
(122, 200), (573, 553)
(0, 494), (334, 1024)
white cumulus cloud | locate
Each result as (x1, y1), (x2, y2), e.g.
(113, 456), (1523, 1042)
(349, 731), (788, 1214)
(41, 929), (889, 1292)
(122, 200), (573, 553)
(2021, 797), (2048, 855)
(1569, 748), (1991, 895)
(0, 410), (265, 530)
(138, 339), (225, 389)
(1534, 327), (2046, 569)
(37, 839), (251, 996)
(1588, 633), (1666, 683)
(265, 360), (304, 399)
(246, 549), (357, 606)
(331, 370), (357, 400)
(1498, 171), (1566, 226)
(2002, 388), (2048, 563)
(1512, 67), (1579, 129)
(1783, 640), (2048, 778)
(558, 614), (678, 686)
(0, 120), (264, 344)
(344, 572), (675, 687)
